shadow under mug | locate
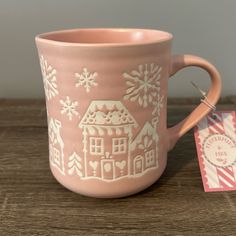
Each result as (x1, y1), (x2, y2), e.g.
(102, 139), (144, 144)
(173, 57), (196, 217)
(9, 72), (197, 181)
(35, 28), (221, 198)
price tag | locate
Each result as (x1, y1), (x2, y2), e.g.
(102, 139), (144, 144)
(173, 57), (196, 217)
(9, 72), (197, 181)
(194, 111), (236, 192)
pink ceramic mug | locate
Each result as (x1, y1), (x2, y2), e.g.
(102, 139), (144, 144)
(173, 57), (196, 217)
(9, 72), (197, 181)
(35, 28), (221, 198)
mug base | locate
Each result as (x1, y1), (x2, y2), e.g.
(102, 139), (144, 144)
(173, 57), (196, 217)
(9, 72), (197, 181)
(50, 160), (167, 198)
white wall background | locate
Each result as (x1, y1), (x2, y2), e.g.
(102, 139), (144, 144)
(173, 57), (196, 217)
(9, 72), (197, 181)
(0, 0), (235, 98)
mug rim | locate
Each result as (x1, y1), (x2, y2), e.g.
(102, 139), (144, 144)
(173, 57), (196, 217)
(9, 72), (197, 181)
(35, 28), (173, 47)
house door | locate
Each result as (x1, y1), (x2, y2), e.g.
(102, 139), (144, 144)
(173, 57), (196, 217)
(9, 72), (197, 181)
(134, 155), (144, 175)
(101, 159), (115, 180)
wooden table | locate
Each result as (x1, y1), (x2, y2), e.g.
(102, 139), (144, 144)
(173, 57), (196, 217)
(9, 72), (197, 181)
(0, 98), (236, 235)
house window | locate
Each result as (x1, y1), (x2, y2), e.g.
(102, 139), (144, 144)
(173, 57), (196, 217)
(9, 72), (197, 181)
(112, 137), (127, 154)
(53, 147), (61, 166)
(145, 149), (155, 167)
(90, 137), (104, 155)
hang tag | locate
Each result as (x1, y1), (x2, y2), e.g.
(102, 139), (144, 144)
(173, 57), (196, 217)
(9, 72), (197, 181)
(194, 111), (236, 192)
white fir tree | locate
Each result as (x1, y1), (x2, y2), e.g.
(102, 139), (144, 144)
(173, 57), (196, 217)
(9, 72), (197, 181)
(68, 152), (83, 177)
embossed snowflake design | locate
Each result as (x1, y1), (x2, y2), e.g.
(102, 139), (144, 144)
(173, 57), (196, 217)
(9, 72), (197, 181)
(60, 96), (80, 121)
(75, 68), (98, 92)
(40, 55), (58, 100)
(123, 63), (162, 108)
(151, 94), (164, 127)
(152, 94), (164, 116)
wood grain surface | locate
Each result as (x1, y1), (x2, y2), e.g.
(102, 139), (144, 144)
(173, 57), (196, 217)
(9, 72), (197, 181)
(0, 98), (236, 236)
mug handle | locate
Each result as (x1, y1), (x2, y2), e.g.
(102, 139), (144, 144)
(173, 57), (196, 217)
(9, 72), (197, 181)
(167, 54), (222, 150)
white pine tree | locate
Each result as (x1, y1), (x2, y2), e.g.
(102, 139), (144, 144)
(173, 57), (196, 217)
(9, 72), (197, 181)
(68, 152), (83, 177)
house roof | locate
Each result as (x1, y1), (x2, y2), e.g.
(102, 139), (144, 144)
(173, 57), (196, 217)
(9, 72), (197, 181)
(79, 100), (138, 127)
(131, 121), (158, 150)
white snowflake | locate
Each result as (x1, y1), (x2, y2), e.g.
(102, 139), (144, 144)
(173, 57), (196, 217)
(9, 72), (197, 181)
(75, 68), (98, 92)
(123, 63), (162, 108)
(40, 55), (58, 100)
(151, 94), (164, 127)
(60, 96), (80, 121)
(152, 94), (164, 116)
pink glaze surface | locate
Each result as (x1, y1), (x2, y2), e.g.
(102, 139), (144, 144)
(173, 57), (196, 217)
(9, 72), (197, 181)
(35, 28), (221, 198)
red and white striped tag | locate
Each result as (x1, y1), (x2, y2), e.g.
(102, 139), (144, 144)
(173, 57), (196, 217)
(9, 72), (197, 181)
(194, 111), (236, 192)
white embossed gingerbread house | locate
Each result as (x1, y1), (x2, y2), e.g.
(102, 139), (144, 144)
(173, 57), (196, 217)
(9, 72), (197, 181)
(79, 100), (138, 180)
